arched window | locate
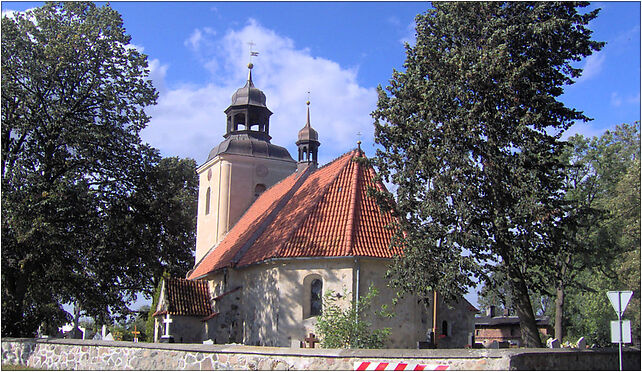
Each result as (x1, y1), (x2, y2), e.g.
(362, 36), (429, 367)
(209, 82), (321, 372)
(205, 187), (211, 215)
(254, 184), (266, 198)
(310, 279), (322, 316)
(441, 320), (448, 336)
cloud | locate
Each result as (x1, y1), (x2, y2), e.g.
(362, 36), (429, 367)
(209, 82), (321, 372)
(561, 121), (608, 141)
(611, 92), (623, 107)
(1, 9), (18, 18)
(147, 59), (169, 95)
(399, 21), (416, 46)
(185, 29), (203, 51)
(142, 19), (377, 166)
(576, 52), (605, 83)
(185, 27), (217, 52)
(610, 91), (640, 108)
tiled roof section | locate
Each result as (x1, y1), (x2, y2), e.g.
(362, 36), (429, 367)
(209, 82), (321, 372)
(242, 151), (356, 263)
(188, 170), (303, 279)
(352, 160), (402, 257)
(165, 278), (212, 316)
(189, 149), (400, 278)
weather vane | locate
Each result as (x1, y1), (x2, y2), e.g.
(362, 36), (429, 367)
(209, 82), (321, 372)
(306, 91), (311, 105)
(248, 41), (259, 65)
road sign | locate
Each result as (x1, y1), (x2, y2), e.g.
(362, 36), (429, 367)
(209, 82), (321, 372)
(611, 320), (632, 343)
(607, 291), (633, 316)
(607, 290), (634, 371)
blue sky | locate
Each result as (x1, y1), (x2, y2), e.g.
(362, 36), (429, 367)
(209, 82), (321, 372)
(3, 1), (640, 309)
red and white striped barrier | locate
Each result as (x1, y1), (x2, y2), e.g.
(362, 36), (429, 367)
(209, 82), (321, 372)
(354, 362), (449, 371)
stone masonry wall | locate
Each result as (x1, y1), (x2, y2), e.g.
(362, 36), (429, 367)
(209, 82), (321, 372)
(2, 338), (641, 370)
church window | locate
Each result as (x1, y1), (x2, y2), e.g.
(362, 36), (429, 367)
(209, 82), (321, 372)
(205, 187), (211, 215)
(254, 184), (266, 198)
(441, 320), (448, 336)
(310, 279), (322, 316)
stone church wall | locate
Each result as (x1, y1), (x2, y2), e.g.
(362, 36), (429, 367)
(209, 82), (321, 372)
(199, 258), (475, 349)
(3, 338), (641, 370)
(275, 258), (355, 347)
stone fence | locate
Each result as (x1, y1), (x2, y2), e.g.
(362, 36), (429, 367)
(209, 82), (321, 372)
(1, 338), (640, 370)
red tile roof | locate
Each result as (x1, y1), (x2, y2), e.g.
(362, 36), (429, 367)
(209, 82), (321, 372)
(159, 277), (212, 316)
(189, 149), (401, 280)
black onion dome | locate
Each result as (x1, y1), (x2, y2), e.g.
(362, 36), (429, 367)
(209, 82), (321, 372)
(298, 123), (319, 142)
(207, 133), (294, 163)
(230, 68), (267, 107)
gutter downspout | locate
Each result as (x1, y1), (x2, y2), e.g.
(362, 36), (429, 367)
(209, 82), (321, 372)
(355, 258), (360, 323)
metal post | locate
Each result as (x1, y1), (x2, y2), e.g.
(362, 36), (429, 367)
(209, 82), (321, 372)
(618, 293), (622, 371)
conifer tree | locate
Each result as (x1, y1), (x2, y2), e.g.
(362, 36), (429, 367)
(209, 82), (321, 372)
(372, 2), (603, 347)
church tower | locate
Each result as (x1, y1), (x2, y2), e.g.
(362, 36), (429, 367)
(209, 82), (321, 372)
(296, 100), (320, 172)
(194, 63), (296, 264)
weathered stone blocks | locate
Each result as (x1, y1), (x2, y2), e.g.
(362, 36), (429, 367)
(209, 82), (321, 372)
(2, 338), (641, 371)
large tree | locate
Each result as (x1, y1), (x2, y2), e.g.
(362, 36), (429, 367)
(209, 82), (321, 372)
(551, 123), (640, 341)
(561, 123), (640, 345)
(1, 2), (196, 336)
(372, 2), (602, 347)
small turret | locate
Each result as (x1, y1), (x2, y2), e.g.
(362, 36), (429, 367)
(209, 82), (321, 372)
(296, 100), (321, 171)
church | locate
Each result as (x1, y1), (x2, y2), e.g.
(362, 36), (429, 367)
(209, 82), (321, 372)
(152, 63), (477, 348)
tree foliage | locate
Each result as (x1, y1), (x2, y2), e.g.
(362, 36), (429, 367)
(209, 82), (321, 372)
(372, 2), (602, 347)
(315, 286), (393, 349)
(479, 122), (640, 345)
(1, 2), (197, 337)
(562, 123), (640, 345)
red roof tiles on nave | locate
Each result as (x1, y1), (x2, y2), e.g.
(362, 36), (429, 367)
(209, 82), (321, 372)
(188, 149), (401, 280)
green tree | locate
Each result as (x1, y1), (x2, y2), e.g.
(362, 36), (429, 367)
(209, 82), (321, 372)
(372, 2), (602, 347)
(562, 124), (640, 345)
(1, 2), (196, 337)
(315, 286), (393, 349)
(551, 123), (640, 341)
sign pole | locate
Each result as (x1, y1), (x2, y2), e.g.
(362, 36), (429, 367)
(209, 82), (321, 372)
(618, 294), (622, 371)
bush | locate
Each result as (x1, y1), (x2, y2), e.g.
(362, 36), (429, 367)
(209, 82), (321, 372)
(314, 285), (393, 349)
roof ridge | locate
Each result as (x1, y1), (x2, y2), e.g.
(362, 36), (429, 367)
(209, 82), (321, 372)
(230, 165), (314, 266)
(314, 149), (358, 171)
(272, 154), (356, 259)
(344, 152), (361, 255)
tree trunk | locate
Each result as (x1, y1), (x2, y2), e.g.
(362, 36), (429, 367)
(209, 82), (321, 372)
(508, 267), (543, 348)
(555, 282), (565, 341)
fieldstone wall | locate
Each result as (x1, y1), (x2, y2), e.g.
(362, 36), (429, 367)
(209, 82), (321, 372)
(2, 338), (640, 370)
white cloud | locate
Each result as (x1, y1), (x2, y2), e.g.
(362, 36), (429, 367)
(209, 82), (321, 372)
(185, 29), (203, 51)
(1, 9), (18, 18)
(610, 91), (640, 108)
(399, 21), (416, 46)
(611, 92), (623, 107)
(562, 121), (607, 141)
(143, 19), (377, 166)
(185, 27), (217, 52)
(147, 58), (169, 95)
(576, 52), (605, 83)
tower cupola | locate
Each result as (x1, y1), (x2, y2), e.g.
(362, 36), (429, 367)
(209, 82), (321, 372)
(224, 63), (272, 141)
(296, 100), (320, 171)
